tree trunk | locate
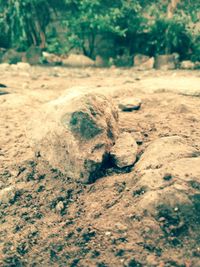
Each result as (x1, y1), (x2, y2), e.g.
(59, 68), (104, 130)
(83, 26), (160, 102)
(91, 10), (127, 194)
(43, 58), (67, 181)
(165, 0), (180, 54)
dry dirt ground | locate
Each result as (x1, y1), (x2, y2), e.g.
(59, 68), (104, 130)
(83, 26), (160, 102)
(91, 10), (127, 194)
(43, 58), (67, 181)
(0, 66), (200, 267)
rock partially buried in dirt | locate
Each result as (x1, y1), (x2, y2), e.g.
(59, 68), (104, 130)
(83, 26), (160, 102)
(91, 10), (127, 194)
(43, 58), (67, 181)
(62, 54), (95, 67)
(134, 157), (200, 192)
(118, 97), (142, 112)
(133, 135), (200, 240)
(0, 186), (16, 204)
(135, 136), (196, 172)
(30, 92), (119, 183)
(110, 132), (138, 168)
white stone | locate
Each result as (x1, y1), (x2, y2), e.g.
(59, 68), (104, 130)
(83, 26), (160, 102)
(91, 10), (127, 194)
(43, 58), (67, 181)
(118, 97), (142, 111)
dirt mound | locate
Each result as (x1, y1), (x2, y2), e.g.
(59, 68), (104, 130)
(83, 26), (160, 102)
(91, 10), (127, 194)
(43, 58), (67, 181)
(1, 150), (200, 266)
(1, 68), (200, 266)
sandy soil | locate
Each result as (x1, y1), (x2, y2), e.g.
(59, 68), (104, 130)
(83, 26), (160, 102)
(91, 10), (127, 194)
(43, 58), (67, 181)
(0, 67), (200, 267)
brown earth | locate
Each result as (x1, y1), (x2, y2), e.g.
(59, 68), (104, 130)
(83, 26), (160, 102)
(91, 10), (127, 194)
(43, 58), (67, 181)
(0, 66), (200, 267)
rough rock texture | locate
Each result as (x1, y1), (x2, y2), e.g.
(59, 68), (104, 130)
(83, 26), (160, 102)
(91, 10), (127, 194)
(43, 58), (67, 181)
(180, 60), (195, 70)
(30, 92), (119, 183)
(110, 132), (138, 168)
(135, 136), (196, 172)
(132, 136), (200, 247)
(133, 54), (150, 67)
(154, 54), (179, 70)
(138, 57), (154, 70)
(134, 56), (155, 70)
(118, 97), (142, 111)
(62, 54), (95, 67)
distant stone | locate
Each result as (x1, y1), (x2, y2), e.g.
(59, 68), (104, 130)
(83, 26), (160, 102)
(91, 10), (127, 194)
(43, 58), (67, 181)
(1, 49), (24, 64)
(118, 97), (142, 111)
(137, 57), (155, 70)
(110, 132), (138, 168)
(134, 54), (150, 67)
(154, 54), (179, 70)
(0, 186), (16, 204)
(180, 60), (195, 70)
(42, 52), (62, 65)
(62, 54), (95, 67)
(26, 46), (42, 65)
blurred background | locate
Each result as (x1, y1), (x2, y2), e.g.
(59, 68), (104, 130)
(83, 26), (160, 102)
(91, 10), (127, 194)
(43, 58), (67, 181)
(0, 0), (199, 66)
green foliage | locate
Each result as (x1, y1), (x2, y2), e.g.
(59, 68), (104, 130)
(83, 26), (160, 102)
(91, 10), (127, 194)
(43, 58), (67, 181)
(60, 0), (136, 57)
(0, 0), (199, 61)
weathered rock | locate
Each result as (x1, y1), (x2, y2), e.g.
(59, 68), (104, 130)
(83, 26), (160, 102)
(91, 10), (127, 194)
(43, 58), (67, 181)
(168, 156), (200, 177)
(1, 49), (24, 64)
(134, 54), (150, 67)
(134, 157), (200, 192)
(62, 54), (95, 67)
(118, 97), (142, 111)
(134, 54), (154, 70)
(30, 92), (119, 183)
(154, 54), (179, 70)
(42, 52), (62, 65)
(0, 186), (16, 204)
(26, 46), (42, 65)
(110, 132), (138, 168)
(180, 60), (195, 70)
(137, 57), (155, 70)
(135, 136), (196, 172)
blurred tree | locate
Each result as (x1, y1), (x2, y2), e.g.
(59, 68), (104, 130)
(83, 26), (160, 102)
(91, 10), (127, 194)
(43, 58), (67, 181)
(0, 0), (199, 60)
(0, 0), (65, 49)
